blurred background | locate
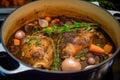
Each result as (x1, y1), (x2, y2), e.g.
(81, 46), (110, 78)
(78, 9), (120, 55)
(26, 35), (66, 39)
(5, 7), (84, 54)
(0, 0), (120, 11)
(86, 0), (120, 11)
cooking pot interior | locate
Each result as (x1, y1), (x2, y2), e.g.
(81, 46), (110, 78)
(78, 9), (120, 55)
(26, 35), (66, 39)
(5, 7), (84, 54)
(2, 0), (120, 51)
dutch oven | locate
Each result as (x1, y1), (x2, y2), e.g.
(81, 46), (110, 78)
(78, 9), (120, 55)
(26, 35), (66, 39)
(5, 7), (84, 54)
(0, 0), (120, 80)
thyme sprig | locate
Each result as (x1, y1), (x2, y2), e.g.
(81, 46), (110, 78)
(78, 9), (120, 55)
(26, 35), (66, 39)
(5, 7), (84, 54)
(51, 35), (62, 71)
(41, 21), (99, 35)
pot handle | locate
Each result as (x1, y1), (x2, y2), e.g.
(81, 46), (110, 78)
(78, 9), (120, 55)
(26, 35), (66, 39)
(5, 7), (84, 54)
(0, 51), (32, 75)
(107, 10), (120, 15)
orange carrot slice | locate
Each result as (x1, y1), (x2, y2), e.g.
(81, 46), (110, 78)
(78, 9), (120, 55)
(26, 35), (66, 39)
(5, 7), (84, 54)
(108, 53), (113, 58)
(51, 18), (60, 24)
(89, 44), (105, 53)
(44, 17), (51, 22)
(104, 44), (113, 53)
(14, 39), (20, 45)
(25, 52), (31, 58)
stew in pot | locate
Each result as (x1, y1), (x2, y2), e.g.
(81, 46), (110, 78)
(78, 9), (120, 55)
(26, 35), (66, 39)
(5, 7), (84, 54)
(6, 16), (115, 71)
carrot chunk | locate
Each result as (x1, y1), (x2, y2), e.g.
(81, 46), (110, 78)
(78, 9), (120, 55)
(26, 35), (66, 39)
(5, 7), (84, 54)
(89, 44), (105, 53)
(44, 17), (51, 22)
(51, 18), (60, 24)
(14, 39), (20, 45)
(25, 52), (31, 58)
(108, 53), (113, 58)
(104, 44), (113, 53)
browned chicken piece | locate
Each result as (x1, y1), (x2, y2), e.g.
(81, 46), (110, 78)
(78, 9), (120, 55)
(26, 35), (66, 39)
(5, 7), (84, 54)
(21, 34), (53, 69)
(62, 30), (96, 57)
(62, 43), (82, 57)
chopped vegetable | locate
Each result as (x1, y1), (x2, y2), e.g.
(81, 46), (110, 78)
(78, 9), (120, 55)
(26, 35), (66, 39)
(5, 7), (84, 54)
(27, 23), (36, 26)
(75, 53), (85, 59)
(87, 23), (100, 28)
(44, 17), (51, 22)
(89, 44), (105, 53)
(108, 53), (113, 57)
(25, 37), (41, 47)
(32, 30), (40, 35)
(21, 51), (25, 57)
(14, 30), (25, 39)
(14, 39), (20, 45)
(104, 44), (113, 53)
(80, 56), (86, 61)
(73, 21), (80, 27)
(38, 19), (49, 28)
(51, 18), (60, 24)
(42, 26), (57, 35)
(61, 57), (82, 71)
(85, 26), (91, 30)
(63, 24), (71, 32)
(24, 52), (31, 58)
(96, 43), (101, 47)
(87, 57), (96, 65)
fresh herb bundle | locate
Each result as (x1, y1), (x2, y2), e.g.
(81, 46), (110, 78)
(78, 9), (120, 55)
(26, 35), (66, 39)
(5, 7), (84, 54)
(41, 21), (99, 35)
(51, 35), (62, 71)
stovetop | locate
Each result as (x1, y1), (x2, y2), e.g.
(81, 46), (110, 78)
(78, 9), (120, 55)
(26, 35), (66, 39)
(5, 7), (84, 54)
(0, 7), (120, 80)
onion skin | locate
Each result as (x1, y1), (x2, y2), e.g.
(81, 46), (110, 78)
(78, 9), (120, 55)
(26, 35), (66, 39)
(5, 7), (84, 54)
(38, 19), (49, 28)
(87, 57), (96, 65)
(61, 57), (81, 71)
(14, 30), (25, 39)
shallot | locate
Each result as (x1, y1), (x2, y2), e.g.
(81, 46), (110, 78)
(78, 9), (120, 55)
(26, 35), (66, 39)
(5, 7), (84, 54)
(61, 57), (81, 71)
(14, 30), (25, 39)
(38, 19), (49, 28)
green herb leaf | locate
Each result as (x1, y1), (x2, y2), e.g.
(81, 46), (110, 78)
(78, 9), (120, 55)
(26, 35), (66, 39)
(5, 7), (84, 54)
(22, 51), (25, 57)
(26, 37), (41, 47)
(25, 38), (31, 48)
(79, 22), (87, 27)
(42, 28), (52, 35)
(42, 26), (57, 35)
(75, 53), (85, 59)
(52, 26), (57, 32)
(63, 24), (71, 32)
(88, 23), (100, 27)
(26, 38), (30, 43)
(73, 21), (80, 27)
(32, 30), (40, 35)
(85, 26), (91, 30)
(96, 43), (101, 47)
(57, 28), (64, 34)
